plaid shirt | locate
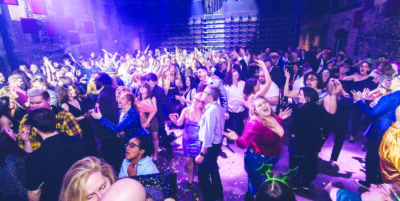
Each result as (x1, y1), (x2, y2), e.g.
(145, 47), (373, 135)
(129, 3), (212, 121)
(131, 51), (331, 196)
(18, 110), (82, 151)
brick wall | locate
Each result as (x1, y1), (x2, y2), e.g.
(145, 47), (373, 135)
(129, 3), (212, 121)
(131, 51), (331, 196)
(2, 0), (127, 65)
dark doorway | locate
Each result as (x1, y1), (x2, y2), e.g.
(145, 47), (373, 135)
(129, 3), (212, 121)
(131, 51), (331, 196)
(334, 29), (348, 55)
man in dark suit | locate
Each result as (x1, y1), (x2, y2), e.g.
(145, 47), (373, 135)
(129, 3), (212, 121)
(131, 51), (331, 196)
(94, 72), (124, 171)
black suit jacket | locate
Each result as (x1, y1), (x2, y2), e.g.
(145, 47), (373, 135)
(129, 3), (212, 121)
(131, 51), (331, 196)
(151, 85), (175, 126)
(96, 85), (119, 139)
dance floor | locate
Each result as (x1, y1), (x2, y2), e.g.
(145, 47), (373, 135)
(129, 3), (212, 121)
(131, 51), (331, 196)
(155, 128), (367, 201)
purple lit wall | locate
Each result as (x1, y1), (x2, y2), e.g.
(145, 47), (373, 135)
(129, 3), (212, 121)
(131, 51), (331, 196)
(1, 0), (133, 62)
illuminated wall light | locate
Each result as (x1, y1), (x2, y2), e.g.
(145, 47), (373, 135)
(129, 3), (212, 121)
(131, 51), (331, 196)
(314, 35), (320, 47)
(304, 33), (310, 51)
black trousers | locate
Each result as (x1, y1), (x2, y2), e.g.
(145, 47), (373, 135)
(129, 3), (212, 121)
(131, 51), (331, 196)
(226, 111), (246, 135)
(289, 153), (318, 187)
(350, 105), (371, 138)
(158, 122), (173, 157)
(323, 125), (347, 162)
(198, 143), (223, 201)
(365, 139), (383, 184)
(100, 137), (125, 172)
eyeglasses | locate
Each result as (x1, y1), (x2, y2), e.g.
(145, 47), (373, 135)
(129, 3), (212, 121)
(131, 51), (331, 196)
(306, 78), (317, 81)
(125, 142), (140, 149)
(322, 71), (330, 74)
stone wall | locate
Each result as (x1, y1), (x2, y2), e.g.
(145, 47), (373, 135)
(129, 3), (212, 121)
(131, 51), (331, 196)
(355, 2), (400, 61)
(301, 0), (400, 62)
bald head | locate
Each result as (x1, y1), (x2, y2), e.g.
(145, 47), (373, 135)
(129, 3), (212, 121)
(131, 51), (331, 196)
(391, 76), (400, 92)
(396, 106), (400, 121)
(101, 178), (146, 201)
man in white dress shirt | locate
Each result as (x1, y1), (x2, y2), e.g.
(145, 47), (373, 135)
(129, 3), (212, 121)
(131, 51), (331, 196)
(195, 85), (225, 201)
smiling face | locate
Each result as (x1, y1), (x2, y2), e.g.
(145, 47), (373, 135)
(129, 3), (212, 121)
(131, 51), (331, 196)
(139, 85), (148, 98)
(253, 98), (271, 117)
(68, 86), (77, 99)
(322, 70), (330, 81)
(232, 70), (240, 82)
(305, 74), (318, 89)
(85, 171), (111, 201)
(185, 77), (191, 88)
(293, 65), (299, 73)
(125, 138), (143, 161)
(258, 70), (266, 84)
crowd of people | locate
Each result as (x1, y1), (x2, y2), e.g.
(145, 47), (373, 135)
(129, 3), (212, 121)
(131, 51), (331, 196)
(0, 45), (400, 201)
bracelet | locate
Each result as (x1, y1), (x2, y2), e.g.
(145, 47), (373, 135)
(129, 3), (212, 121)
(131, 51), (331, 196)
(200, 152), (206, 157)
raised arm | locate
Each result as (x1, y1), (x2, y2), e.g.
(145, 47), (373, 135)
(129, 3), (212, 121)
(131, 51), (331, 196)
(255, 60), (271, 97)
(283, 68), (300, 98)
(339, 74), (355, 81)
(316, 49), (326, 59)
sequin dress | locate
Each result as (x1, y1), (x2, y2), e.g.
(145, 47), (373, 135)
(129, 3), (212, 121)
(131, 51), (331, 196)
(182, 119), (202, 157)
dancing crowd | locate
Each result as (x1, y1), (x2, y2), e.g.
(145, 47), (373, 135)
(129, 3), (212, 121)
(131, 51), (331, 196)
(1, 45), (400, 201)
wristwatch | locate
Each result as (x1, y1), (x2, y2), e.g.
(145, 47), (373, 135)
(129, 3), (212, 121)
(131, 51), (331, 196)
(200, 152), (206, 157)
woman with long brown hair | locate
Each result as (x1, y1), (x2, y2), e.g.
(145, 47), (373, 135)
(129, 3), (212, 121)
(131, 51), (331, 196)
(223, 96), (291, 200)
(135, 83), (159, 161)
(58, 84), (98, 156)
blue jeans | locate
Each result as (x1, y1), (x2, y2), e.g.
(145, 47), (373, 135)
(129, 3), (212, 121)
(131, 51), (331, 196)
(244, 148), (279, 200)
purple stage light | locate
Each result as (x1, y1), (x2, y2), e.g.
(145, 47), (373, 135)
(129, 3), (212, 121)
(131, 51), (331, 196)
(1, 0), (18, 5)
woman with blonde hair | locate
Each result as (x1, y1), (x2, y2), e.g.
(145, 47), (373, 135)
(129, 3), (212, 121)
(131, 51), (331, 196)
(171, 93), (204, 186)
(223, 96), (291, 200)
(59, 156), (116, 201)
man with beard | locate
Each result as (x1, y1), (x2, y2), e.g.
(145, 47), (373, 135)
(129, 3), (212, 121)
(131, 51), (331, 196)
(258, 69), (279, 112)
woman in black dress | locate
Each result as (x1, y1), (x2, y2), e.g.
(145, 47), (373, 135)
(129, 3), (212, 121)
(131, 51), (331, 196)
(339, 62), (377, 142)
(58, 85), (98, 156)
